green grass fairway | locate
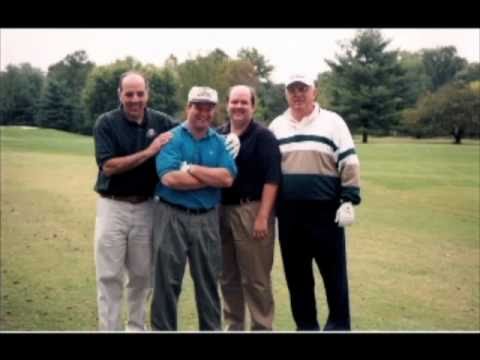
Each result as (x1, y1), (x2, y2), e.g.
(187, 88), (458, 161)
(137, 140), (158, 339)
(1, 126), (479, 331)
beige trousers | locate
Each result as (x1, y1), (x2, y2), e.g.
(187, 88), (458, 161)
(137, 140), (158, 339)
(219, 201), (275, 331)
(94, 196), (153, 331)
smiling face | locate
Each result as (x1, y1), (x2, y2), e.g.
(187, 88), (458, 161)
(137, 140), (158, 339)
(186, 102), (216, 136)
(118, 74), (149, 122)
(227, 85), (255, 129)
(286, 82), (317, 119)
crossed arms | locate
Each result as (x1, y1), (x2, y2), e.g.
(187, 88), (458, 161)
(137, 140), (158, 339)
(161, 165), (233, 190)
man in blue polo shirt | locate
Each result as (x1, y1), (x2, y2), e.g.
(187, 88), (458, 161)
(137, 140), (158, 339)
(151, 86), (238, 331)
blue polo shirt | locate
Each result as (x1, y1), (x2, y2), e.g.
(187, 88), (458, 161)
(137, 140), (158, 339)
(155, 121), (237, 210)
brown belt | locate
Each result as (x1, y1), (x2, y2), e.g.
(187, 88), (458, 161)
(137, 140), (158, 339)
(223, 197), (259, 206)
(101, 194), (151, 204)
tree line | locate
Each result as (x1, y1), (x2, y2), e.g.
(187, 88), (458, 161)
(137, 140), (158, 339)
(1, 30), (478, 143)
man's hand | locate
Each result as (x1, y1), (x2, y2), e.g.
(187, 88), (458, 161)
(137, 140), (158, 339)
(225, 133), (240, 159)
(253, 216), (268, 240)
(148, 131), (173, 156)
(335, 202), (355, 227)
(102, 131), (173, 176)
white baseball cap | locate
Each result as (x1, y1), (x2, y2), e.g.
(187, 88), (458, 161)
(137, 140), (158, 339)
(286, 73), (315, 88)
(188, 86), (218, 104)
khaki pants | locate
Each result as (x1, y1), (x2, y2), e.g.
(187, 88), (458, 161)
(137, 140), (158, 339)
(94, 196), (153, 331)
(219, 201), (275, 331)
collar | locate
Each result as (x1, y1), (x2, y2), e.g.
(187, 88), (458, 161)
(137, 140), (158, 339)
(285, 103), (320, 129)
(120, 105), (149, 128)
(220, 119), (255, 140)
(238, 119), (255, 141)
(181, 121), (215, 139)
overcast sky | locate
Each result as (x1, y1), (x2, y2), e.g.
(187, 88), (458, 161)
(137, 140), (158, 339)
(1, 28), (479, 83)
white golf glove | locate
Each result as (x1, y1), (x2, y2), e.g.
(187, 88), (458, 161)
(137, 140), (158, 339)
(335, 202), (355, 227)
(225, 133), (240, 159)
(179, 161), (191, 173)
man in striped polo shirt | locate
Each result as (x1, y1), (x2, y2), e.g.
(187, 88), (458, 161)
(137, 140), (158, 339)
(269, 73), (361, 331)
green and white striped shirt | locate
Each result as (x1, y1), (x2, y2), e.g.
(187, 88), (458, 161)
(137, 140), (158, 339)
(269, 103), (361, 205)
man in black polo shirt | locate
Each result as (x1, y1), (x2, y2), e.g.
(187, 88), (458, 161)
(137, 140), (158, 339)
(93, 71), (177, 331)
(217, 85), (282, 331)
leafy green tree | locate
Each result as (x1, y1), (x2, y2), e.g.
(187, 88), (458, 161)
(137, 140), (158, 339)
(163, 54), (179, 70)
(209, 48), (229, 63)
(398, 50), (432, 107)
(237, 47), (274, 82)
(0, 63), (45, 125)
(218, 59), (259, 124)
(174, 53), (228, 118)
(83, 57), (180, 134)
(42, 50), (95, 133)
(235, 47), (283, 123)
(454, 62), (480, 84)
(37, 79), (74, 131)
(174, 50), (258, 124)
(256, 82), (287, 124)
(326, 29), (408, 143)
(47, 50), (94, 97)
(143, 65), (180, 115)
(407, 82), (479, 143)
(421, 46), (467, 91)
(316, 71), (336, 108)
(83, 57), (144, 130)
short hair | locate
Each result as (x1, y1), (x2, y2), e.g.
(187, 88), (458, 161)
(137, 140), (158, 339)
(118, 71), (150, 92)
(227, 85), (256, 107)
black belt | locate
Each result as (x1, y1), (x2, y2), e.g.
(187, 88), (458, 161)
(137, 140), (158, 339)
(101, 194), (151, 204)
(156, 197), (214, 215)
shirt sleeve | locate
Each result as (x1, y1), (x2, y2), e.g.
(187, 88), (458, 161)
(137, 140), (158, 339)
(93, 115), (116, 167)
(155, 133), (182, 179)
(335, 117), (361, 205)
(259, 129), (282, 184)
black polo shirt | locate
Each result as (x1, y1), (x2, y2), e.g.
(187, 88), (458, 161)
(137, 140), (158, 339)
(218, 120), (282, 205)
(93, 106), (178, 197)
